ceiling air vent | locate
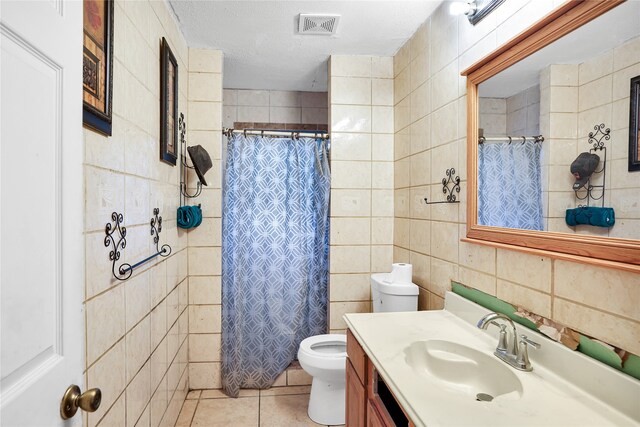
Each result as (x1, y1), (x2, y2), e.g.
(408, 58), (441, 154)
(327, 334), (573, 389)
(298, 14), (340, 35)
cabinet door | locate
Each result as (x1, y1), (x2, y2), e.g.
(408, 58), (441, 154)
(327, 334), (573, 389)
(346, 358), (366, 427)
(367, 399), (390, 427)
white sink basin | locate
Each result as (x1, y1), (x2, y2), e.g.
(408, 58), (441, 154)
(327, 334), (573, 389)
(346, 293), (640, 426)
(404, 340), (523, 401)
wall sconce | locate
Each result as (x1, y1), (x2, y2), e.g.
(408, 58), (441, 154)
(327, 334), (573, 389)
(449, 0), (505, 25)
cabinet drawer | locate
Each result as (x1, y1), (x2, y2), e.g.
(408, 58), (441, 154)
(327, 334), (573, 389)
(347, 329), (366, 385)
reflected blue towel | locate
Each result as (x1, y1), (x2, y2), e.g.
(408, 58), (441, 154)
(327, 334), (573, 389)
(177, 205), (202, 229)
(565, 206), (615, 228)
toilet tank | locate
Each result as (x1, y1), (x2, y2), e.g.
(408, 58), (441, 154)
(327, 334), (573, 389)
(371, 273), (419, 313)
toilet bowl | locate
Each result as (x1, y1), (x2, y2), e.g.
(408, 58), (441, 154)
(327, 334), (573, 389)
(297, 334), (347, 425)
(299, 266), (418, 424)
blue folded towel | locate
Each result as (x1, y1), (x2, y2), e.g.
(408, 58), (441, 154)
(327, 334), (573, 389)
(177, 205), (203, 229)
(565, 206), (615, 228)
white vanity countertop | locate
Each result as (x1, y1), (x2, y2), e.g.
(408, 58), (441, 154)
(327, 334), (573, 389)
(344, 292), (640, 427)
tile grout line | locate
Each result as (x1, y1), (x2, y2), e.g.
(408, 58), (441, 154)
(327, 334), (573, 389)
(189, 396), (201, 426)
(257, 389), (261, 427)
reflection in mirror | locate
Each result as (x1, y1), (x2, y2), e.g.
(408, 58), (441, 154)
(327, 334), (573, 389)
(476, 0), (640, 239)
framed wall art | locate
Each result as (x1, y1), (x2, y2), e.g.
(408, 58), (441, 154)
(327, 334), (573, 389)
(160, 37), (178, 166)
(83, 0), (114, 136)
(629, 75), (640, 172)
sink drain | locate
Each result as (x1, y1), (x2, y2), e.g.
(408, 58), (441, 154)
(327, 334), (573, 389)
(476, 393), (494, 402)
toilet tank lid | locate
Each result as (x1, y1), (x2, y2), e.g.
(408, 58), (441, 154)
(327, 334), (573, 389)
(377, 280), (419, 296)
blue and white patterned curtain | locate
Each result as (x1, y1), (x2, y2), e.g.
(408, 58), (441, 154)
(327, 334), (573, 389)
(478, 141), (543, 230)
(221, 135), (330, 397)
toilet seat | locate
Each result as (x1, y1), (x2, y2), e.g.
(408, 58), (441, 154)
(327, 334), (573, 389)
(298, 334), (347, 370)
(299, 334), (346, 357)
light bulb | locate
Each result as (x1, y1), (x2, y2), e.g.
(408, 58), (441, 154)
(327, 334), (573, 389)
(449, 1), (476, 16)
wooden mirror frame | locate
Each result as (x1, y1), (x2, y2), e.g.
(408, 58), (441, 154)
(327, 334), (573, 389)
(461, 0), (640, 273)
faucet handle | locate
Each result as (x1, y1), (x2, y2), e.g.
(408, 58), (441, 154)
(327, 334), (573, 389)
(516, 334), (540, 371)
(496, 324), (508, 352)
(520, 335), (541, 349)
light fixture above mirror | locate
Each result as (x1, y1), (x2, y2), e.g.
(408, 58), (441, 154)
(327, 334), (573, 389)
(450, 0), (505, 25)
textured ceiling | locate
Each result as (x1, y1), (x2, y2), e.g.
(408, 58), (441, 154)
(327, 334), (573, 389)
(169, 1), (443, 92)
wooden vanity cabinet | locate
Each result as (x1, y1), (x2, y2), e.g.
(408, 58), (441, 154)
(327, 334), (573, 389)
(346, 330), (367, 426)
(367, 400), (388, 427)
(347, 357), (366, 426)
(346, 329), (415, 427)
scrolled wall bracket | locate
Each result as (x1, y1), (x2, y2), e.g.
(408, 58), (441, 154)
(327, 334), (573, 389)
(575, 123), (609, 207)
(104, 208), (171, 281)
(424, 168), (461, 204)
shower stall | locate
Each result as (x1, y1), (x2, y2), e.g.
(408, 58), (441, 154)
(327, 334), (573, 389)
(220, 128), (331, 397)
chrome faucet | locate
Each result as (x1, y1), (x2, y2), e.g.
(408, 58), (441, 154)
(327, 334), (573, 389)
(477, 312), (540, 371)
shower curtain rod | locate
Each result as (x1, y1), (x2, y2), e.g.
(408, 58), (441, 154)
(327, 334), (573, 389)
(223, 127), (330, 140)
(479, 135), (544, 144)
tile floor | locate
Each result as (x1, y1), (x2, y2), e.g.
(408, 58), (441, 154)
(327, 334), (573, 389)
(175, 386), (345, 427)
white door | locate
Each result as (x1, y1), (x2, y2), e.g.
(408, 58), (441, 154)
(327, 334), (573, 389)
(1, 0), (85, 426)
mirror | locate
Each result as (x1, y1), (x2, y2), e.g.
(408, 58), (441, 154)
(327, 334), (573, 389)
(462, 0), (640, 271)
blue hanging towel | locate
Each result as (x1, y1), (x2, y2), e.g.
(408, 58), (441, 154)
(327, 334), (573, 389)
(177, 205), (202, 229)
(565, 206), (615, 228)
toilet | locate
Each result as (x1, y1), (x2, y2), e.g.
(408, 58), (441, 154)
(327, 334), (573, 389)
(297, 334), (347, 425)
(371, 272), (419, 312)
(298, 265), (419, 425)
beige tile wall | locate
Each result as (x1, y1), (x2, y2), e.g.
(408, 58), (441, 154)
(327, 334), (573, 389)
(506, 85), (540, 136)
(478, 84), (540, 140)
(543, 36), (640, 239)
(83, 1), (190, 426)
(393, 1), (640, 356)
(222, 90), (328, 127)
(478, 97), (506, 136)
(185, 49), (224, 390)
(540, 63), (579, 233)
(328, 55), (395, 332)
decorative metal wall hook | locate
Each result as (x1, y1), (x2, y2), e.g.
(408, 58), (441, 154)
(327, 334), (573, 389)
(150, 208), (171, 257)
(181, 181), (203, 199)
(424, 168), (461, 204)
(104, 209), (172, 281)
(104, 212), (127, 279)
(179, 113), (203, 203)
(574, 123), (608, 207)
(588, 123), (610, 150)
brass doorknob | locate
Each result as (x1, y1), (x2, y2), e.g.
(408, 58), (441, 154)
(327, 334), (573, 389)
(60, 385), (102, 420)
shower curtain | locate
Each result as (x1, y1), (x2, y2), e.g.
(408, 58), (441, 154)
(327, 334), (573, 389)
(221, 134), (330, 397)
(478, 141), (543, 230)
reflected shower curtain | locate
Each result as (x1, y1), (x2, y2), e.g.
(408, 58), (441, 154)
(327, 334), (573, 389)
(478, 141), (543, 230)
(221, 134), (330, 397)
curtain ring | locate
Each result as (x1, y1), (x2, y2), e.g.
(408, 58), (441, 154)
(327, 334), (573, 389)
(261, 130), (264, 138)
(243, 129), (247, 137)
(508, 136), (512, 145)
